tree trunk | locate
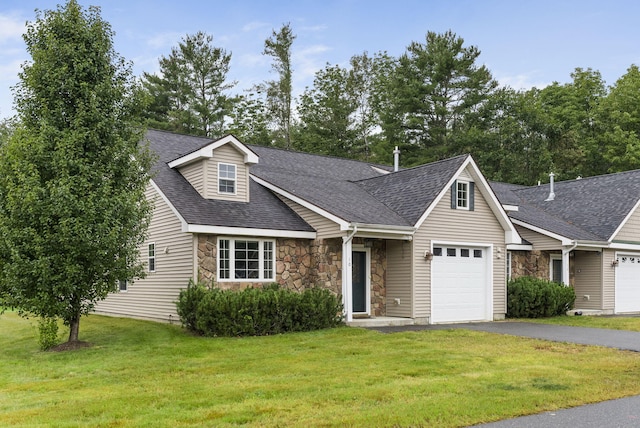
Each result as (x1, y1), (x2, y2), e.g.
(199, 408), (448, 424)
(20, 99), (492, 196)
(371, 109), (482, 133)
(68, 316), (80, 342)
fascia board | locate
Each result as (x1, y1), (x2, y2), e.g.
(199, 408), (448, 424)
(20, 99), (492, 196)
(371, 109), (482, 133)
(250, 174), (349, 229)
(185, 224), (316, 239)
(168, 135), (259, 168)
(511, 218), (573, 246)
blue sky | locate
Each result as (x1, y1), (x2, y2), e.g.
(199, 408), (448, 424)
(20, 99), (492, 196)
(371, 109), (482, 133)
(1, 0), (639, 119)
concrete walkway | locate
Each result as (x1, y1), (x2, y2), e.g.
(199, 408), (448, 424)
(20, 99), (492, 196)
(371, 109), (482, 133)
(369, 321), (640, 427)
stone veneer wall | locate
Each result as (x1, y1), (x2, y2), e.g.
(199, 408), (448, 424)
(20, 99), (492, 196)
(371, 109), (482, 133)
(196, 234), (388, 316)
(511, 250), (552, 280)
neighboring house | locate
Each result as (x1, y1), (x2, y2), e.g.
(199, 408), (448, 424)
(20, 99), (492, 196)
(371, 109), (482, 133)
(491, 171), (640, 315)
(95, 129), (522, 325)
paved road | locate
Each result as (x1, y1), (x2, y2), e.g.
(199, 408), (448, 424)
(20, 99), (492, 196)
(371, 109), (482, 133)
(474, 395), (640, 427)
(369, 321), (640, 427)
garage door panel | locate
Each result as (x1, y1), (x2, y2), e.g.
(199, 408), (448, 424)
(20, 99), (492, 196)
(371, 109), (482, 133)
(432, 245), (490, 323)
(616, 253), (640, 313)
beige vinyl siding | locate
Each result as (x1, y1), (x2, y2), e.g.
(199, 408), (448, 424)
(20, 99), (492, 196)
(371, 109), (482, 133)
(277, 195), (342, 238)
(206, 144), (249, 202)
(602, 249), (617, 310)
(613, 206), (640, 242)
(515, 226), (562, 250)
(94, 184), (194, 322)
(386, 240), (413, 317)
(414, 184), (507, 320)
(573, 251), (603, 310)
(178, 161), (205, 197)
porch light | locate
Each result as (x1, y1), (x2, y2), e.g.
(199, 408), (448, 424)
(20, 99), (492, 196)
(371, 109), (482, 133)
(424, 250), (433, 261)
(611, 259), (619, 267)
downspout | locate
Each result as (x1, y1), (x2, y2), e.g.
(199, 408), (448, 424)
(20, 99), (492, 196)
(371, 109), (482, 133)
(342, 225), (358, 323)
(562, 241), (578, 286)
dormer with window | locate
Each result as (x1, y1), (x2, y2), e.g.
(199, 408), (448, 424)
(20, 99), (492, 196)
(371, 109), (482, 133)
(167, 135), (258, 202)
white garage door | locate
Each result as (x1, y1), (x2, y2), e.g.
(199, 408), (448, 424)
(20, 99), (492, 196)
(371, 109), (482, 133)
(431, 245), (491, 323)
(615, 253), (640, 313)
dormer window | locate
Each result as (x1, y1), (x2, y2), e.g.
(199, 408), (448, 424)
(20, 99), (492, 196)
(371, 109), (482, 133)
(218, 163), (236, 194)
(451, 180), (475, 211)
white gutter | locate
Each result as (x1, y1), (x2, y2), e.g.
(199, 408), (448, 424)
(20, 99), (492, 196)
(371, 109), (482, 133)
(561, 241), (578, 285)
(341, 225), (358, 323)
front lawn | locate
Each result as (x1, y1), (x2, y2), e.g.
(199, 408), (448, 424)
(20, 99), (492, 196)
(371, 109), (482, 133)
(526, 315), (640, 331)
(2, 312), (640, 427)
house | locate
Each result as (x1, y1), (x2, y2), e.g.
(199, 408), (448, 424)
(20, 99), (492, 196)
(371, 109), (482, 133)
(94, 129), (522, 325)
(491, 171), (640, 315)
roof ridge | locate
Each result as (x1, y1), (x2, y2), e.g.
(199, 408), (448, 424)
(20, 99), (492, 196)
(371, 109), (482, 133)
(247, 143), (394, 171)
(353, 153), (469, 185)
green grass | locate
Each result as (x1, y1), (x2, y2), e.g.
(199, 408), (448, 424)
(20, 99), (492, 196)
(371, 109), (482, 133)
(524, 315), (640, 331)
(2, 312), (640, 427)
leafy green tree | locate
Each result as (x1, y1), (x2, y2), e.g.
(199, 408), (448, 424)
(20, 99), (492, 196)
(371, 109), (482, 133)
(142, 31), (235, 137)
(598, 65), (640, 172)
(228, 90), (271, 145)
(262, 23), (296, 149)
(297, 64), (356, 156)
(0, 0), (152, 345)
(0, 117), (16, 147)
(297, 52), (381, 160)
(464, 87), (552, 185)
(376, 30), (497, 165)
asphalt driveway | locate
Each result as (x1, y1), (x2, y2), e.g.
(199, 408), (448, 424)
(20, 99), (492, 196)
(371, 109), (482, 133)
(370, 320), (640, 427)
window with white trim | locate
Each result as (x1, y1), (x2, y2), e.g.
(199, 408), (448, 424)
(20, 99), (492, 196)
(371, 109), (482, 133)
(217, 238), (275, 281)
(218, 163), (236, 194)
(457, 181), (469, 209)
(550, 254), (562, 284)
(506, 251), (512, 280)
(148, 243), (156, 272)
(451, 180), (475, 211)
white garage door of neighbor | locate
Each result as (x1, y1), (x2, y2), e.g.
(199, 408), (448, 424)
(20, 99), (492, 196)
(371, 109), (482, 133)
(615, 253), (640, 313)
(431, 245), (490, 323)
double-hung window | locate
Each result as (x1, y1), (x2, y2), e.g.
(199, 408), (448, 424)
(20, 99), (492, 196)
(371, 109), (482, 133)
(451, 180), (474, 211)
(148, 243), (156, 272)
(218, 163), (236, 194)
(218, 238), (275, 281)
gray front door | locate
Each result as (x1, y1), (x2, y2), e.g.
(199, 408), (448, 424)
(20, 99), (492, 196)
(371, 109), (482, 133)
(352, 251), (367, 313)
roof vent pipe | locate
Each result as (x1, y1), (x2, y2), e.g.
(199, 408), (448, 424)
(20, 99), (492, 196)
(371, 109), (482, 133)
(393, 146), (400, 172)
(545, 172), (555, 201)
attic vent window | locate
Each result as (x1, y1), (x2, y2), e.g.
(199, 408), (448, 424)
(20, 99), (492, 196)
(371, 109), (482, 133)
(218, 163), (236, 194)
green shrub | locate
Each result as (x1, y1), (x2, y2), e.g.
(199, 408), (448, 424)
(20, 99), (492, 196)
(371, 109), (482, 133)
(176, 282), (343, 337)
(37, 316), (60, 350)
(507, 276), (576, 318)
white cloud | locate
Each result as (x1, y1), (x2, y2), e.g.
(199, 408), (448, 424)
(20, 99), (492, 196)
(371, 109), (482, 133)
(0, 58), (22, 82)
(0, 13), (26, 44)
(299, 24), (327, 33)
(294, 44), (331, 80)
(496, 72), (551, 90)
(145, 31), (184, 50)
(242, 21), (270, 33)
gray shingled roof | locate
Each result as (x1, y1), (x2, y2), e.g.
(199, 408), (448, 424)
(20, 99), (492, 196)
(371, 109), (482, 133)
(146, 129), (314, 232)
(248, 145), (412, 226)
(492, 170), (640, 242)
(146, 130), (483, 231)
(356, 155), (468, 225)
